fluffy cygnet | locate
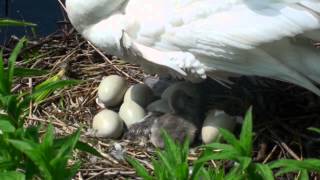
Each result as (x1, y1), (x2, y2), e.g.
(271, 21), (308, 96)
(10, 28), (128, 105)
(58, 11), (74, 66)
(150, 89), (203, 148)
(97, 75), (129, 107)
(125, 86), (203, 148)
(92, 109), (123, 138)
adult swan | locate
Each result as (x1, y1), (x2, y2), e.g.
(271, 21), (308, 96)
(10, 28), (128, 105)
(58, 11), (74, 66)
(66, 0), (320, 95)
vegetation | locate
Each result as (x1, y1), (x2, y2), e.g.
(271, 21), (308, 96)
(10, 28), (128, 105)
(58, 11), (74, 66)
(127, 108), (320, 180)
(0, 38), (100, 179)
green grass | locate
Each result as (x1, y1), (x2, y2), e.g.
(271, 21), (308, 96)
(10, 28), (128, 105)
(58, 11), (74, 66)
(127, 108), (320, 180)
(0, 18), (36, 27)
(0, 37), (101, 180)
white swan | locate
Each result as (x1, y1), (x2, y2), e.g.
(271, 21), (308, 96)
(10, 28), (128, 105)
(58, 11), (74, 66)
(66, 0), (320, 95)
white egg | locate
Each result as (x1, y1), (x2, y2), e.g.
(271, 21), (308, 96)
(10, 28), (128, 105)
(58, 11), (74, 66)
(92, 109), (123, 138)
(146, 99), (171, 113)
(201, 110), (236, 144)
(124, 84), (154, 108)
(97, 75), (129, 107)
(119, 100), (146, 128)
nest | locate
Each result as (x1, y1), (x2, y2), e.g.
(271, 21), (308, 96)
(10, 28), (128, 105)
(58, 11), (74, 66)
(2, 28), (320, 179)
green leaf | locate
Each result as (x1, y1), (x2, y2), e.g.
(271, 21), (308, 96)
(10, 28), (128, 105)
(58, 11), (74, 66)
(202, 143), (239, 152)
(0, 171), (25, 180)
(40, 124), (54, 155)
(126, 156), (152, 180)
(51, 129), (81, 168)
(255, 164), (274, 180)
(30, 80), (81, 99)
(156, 150), (174, 176)
(196, 150), (240, 163)
(0, 18), (36, 27)
(299, 170), (309, 180)
(0, 120), (16, 133)
(9, 139), (52, 179)
(7, 37), (27, 93)
(0, 50), (5, 94)
(307, 127), (320, 134)
(239, 107), (253, 156)
(237, 157), (252, 171)
(218, 128), (244, 154)
(75, 141), (103, 158)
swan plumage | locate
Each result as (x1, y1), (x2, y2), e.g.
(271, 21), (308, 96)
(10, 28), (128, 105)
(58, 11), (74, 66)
(66, 0), (320, 95)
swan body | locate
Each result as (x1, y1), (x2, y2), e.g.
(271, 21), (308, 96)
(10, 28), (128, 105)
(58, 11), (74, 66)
(66, 0), (320, 95)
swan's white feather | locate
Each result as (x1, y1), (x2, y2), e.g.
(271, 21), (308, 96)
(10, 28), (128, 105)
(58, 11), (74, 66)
(66, 0), (320, 95)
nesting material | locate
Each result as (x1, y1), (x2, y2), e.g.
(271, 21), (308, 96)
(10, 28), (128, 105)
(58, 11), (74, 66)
(97, 75), (129, 107)
(119, 100), (146, 128)
(124, 83), (154, 108)
(92, 109), (124, 138)
(201, 110), (236, 144)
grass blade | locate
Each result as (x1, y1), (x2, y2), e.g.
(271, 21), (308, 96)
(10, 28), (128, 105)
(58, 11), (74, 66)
(0, 18), (36, 27)
(255, 164), (274, 180)
(126, 156), (152, 180)
(239, 107), (253, 156)
(0, 171), (25, 180)
(7, 37), (27, 93)
(0, 50), (5, 94)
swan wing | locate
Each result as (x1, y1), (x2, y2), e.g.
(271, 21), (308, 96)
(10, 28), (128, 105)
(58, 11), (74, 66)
(124, 0), (320, 94)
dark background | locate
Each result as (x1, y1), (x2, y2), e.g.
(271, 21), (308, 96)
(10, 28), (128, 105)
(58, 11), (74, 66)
(1, 0), (64, 44)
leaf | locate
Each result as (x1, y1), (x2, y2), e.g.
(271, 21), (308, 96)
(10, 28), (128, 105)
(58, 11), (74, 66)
(236, 156), (252, 171)
(75, 141), (103, 158)
(270, 159), (320, 172)
(31, 80), (81, 99)
(51, 129), (81, 167)
(307, 127), (320, 134)
(9, 139), (52, 179)
(156, 150), (174, 176)
(218, 128), (244, 154)
(0, 120), (15, 133)
(239, 107), (253, 156)
(0, 50), (5, 94)
(0, 171), (25, 180)
(126, 156), (152, 180)
(160, 129), (181, 164)
(196, 150), (240, 163)
(0, 18), (36, 27)
(255, 164), (274, 180)
(7, 37), (27, 93)
(299, 170), (309, 180)
(40, 124), (54, 155)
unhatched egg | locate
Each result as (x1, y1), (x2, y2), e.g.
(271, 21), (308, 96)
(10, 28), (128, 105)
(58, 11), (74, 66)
(124, 84), (154, 108)
(97, 75), (129, 107)
(201, 110), (236, 144)
(92, 109), (123, 138)
(119, 100), (146, 128)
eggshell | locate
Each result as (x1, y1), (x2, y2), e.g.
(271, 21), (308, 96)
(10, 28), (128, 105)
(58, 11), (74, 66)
(119, 100), (146, 128)
(97, 75), (129, 107)
(201, 110), (236, 144)
(92, 109), (123, 138)
(124, 84), (154, 107)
